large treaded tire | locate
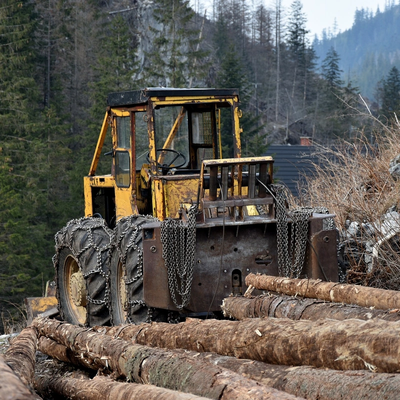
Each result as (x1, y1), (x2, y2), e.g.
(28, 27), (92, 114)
(53, 217), (112, 326)
(109, 215), (169, 325)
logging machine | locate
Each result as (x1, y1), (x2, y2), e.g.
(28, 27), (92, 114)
(49, 88), (339, 326)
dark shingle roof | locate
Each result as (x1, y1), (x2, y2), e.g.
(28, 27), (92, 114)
(265, 145), (320, 196)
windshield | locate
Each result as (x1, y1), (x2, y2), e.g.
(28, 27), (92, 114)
(154, 105), (189, 168)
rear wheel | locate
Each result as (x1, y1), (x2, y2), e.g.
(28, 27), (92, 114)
(109, 215), (169, 325)
(54, 217), (112, 326)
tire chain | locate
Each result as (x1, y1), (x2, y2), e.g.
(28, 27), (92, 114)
(53, 217), (113, 320)
(260, 185), (335, 279)
(160, 205), (197, 310)
(111, 214), (157, 324)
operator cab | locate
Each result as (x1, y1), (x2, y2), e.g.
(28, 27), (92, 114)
(85, 88), (241, 226)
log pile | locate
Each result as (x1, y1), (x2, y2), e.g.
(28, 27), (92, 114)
(4, 274), (400, 399)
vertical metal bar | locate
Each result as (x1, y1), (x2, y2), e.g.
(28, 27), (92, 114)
(221, 166), (229, 200)
(258, 162), (268, 198)
(209, 165), (218, 200)
(248, 164), (256, 199)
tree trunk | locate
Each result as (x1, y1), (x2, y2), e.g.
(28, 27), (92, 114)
(245, 273), (400, 310)
(221, 294), (400, 322)
(34, 362), (208, 400)
(101, 316), (400, 373)
(4, 327), (38, 388)
(0, 356), (42, 400)
(170, 349), (400, 400)
(33, 317), (301, 400)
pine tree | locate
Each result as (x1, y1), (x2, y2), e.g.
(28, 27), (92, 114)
(216, 44), (266, 157)
(0, 1), (53, 328)
(381, 66), (400, 121)
(141, 0), (206, 87)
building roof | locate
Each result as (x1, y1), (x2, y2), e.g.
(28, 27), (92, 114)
(265, 145), (320, 196)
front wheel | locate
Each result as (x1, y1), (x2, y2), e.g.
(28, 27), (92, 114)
(109, 215), (169, 325)
(53, 217), (112, 326)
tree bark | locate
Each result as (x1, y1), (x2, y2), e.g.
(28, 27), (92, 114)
(245, 273), (400, 310)
(4, 327), (38, 388)
(170, 349), (400, 400)
(33, 317), (302, 400)
(100, 316), (400, 373)
(34, 362), (208, 400)
(221, 293), (400, 322)
(0, 356), (42, 400)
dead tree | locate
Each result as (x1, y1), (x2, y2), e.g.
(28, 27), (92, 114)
(33, 317), (301, 400)
(221, 294), (400, 321)
(245, 273), (400, 310)
(101, 316), (400, 373)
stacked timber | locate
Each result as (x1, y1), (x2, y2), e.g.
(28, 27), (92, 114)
(5, 274), (400, 399)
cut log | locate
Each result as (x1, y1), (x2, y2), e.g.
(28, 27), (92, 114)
(100, 317), (400, 373)
(0, 355), (42, 400)
(245, 273), (400, 310)
(171, 349), (400, 400)
(34, 362), (208, 400)
(32, 317), (302, 400)
(4, 327), (38, 387)
(221, 294), (400, 321)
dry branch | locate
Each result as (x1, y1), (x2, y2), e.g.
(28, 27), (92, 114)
(33, 317), (301, 400)
(245, 273), (400, 310)
(101, 317), (400, 373)
(34, 362), (208, 400)
(4, 327), (38, 387)
(171, 349), (400, 400)
(0, 355), (42, 400)
(221, 293), (400, 321)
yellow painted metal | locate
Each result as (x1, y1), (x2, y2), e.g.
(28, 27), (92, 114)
(151, 97), (236, 107)
(111, 109), (130, 117)
(115, 187), (134, 220)
(84, 91), (249, 224)
(84, 175), (113, 217)
(217, 109), (222, 159)
(89, 111), (110, 176)
(64, 254), (87, 325)
(70, 269), (87, 307)
(202, 156), (274, 165)
(233, 105), (242, 158)
(25, 296), (58, 324)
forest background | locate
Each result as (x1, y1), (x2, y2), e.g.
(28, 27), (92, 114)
(1, 0), (400, 331)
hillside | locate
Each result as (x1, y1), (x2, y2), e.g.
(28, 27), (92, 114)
(313, 3), (400, 101)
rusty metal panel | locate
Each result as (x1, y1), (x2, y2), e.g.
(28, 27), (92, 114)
(306, 230), (339, 282)
(143, 223), (278, 313)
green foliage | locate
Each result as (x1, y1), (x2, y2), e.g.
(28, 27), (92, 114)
(215, 44), (266, 157)
(142, 0), (207, 87)
(314, 3), (400, 100)
(381, 66), (400, 122)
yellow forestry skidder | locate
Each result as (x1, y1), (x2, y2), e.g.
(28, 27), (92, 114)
(51, 88), (339, 326)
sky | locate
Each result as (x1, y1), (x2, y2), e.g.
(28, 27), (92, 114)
(281, 0), (389, 38)
(192, 0), (390, 38)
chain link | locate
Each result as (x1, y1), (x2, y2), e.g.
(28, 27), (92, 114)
(160, 205), (197, 310)
(53, 217), (113, 313)
(261, 185), (335, 279)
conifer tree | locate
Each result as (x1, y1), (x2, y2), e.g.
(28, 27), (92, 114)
(0, 0), (52, 326)
(381, 66), (400, 121)
(141, 0), (206, 87)
(216, 44), (266, 157)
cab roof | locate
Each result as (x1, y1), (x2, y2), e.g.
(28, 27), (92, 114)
(107, 87), (239, 107)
